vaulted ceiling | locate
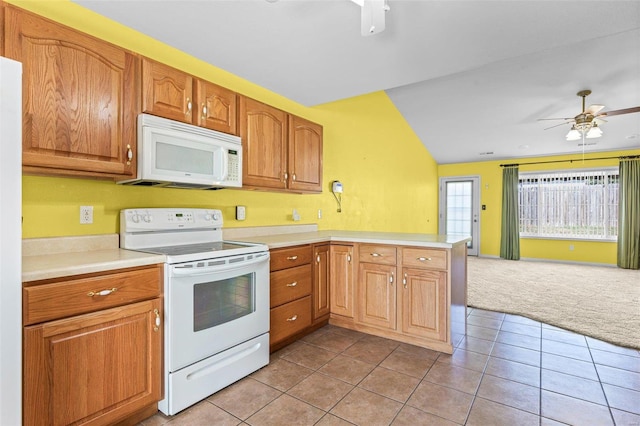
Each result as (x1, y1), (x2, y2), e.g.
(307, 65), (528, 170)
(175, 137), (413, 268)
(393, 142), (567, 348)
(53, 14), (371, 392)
(74, 0), (640, 164)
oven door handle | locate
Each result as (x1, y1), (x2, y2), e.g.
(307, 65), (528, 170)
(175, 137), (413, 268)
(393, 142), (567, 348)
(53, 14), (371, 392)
(170, 253), (269, 276)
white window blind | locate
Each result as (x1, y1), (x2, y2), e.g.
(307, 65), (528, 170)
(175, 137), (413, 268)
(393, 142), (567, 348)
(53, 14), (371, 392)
(518, 168), (619, 240)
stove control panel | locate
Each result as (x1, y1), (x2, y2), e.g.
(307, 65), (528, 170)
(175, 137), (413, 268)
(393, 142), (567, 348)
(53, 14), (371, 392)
(121, 208), (223, 232)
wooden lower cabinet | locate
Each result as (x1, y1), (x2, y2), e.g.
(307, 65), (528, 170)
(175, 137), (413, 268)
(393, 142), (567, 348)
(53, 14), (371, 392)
(329, 244), (355, 318)
(400, 268), (447, 341)
(270, 296), (312, 345)
(23, 298), (162, 426)
(357, 262), (397, 330)
(312, 244), (330, 323)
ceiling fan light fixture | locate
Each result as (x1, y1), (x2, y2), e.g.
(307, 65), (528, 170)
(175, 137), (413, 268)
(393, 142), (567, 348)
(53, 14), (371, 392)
(586, 123), (603, 139)
(566, 126), (581, 141)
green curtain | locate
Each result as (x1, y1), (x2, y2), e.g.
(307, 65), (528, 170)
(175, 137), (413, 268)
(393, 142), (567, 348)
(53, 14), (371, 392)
(500, 166), (520, 260)
(617, 158), (640, 270)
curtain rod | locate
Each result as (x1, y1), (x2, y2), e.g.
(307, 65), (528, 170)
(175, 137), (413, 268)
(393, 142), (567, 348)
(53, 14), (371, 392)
(500, 154), (640, 168)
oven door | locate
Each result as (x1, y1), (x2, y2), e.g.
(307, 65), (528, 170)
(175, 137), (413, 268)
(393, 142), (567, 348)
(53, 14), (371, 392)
(166, 251), (269, 372)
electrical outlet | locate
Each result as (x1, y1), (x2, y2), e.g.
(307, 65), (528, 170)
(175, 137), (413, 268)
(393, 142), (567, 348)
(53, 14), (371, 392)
(236, 205), (246, 221)
(318, 209), (322, 219)
(292, 209), (301, 222)
(80, 206), (93, 224)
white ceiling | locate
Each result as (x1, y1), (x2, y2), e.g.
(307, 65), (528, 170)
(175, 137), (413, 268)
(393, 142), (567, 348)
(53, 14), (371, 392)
(73, 0), (640, 164)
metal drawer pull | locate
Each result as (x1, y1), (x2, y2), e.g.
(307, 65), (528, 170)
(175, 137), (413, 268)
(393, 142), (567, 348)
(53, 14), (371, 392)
(417, 257), (432, 262)
(286, 315), (298, 322)
(390, 272), (394, 284)
(153, 309), (161, 332)
(370, 253), (382, 257)
(286, 281), (298, 287)
(287, 255), (298, 260)
(403, 273), (408, 289)
(87, 287), (117, 297)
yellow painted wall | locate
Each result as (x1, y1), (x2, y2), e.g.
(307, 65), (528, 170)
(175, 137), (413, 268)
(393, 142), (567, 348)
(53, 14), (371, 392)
(12, 0), (438, 238)
(438, 149), (640, 264)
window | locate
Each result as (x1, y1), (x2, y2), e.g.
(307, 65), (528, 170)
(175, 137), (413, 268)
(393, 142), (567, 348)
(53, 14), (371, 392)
(518, 168), (619, 240)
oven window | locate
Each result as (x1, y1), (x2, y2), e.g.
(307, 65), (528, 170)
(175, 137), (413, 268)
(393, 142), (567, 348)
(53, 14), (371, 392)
(193, 272), (255, 332)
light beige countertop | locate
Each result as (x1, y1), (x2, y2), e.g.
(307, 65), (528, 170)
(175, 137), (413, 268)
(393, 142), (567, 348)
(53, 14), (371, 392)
(228, 230), (471, 250)
(23, 229), (470, 282)
(22, 234), (165, 282)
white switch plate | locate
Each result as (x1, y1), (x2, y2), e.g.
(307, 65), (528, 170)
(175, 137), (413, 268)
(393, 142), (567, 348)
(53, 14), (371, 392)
(80, 206), (93, 224)
(236, 205), (246, 221)
(292, 209), (301, 221)
(318, 209), (322, 219)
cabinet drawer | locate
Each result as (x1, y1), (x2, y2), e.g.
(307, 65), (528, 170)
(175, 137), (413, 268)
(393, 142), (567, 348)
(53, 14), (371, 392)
(23, 265), (162, 325)
(358, 244), (397, 265)
(402, 248), (448, 270)
(270, 296), (312, 344)
(270, 245), (312, 271)
(270, 264), (312, 308)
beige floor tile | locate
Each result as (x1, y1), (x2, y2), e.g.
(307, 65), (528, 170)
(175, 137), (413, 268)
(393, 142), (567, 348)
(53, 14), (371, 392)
(541, 328), (587, 347)
(283, 341), (338, 370)
(466, 397), (539, 426)
(596, 364), (640, 391)
(246, 394), (325, 426)
(394, 342), (442, 360)
(250, 358), (313, 391)
(315, 413), (357, 425)
(457, 335), (496, 355)
(591, 349), (640, 373)
(406, 381), (474, 424)
(541, 352), (599, 381)
(358, 366), (420, 402)
(542, 339), (592, 362)
(611, 408), (640, 426)
(602, 383), (640, 415)
(318, 354), (376, 385)
(437, 348), (489, 373)
(380, 347), (436, 378)
(207, 377), (281, 420)
(484, 356), (540, 387)
(496, 330), (541, 351)
(467, 315), (503, 330)
(477, 374), (540, 415)
(424, 362), (483, 395)
(342, 340), (396, 365)
(303, 330), (361, 353)
(541, 390), (614, 425)
(468, 309), (506, 320)
(500, 321), (541, 338)
(330, 387), (403, 426)
(466, 324), (500, 341)
(490, 342), (540, 367)
(541, 369), (607, 405)
(391, 405), (459, 426)
(287, 372), (354, 411)
(165, 401), (242, 426)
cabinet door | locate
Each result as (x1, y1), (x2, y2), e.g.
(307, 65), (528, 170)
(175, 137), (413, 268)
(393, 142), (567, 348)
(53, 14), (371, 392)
(239, 97), (288, 189)
(142, 58), (194, 123)
(312, 244), (330, 322)
(288, 115), (323, 193)
(5, 6), (137, 178)
(357, 263), (397, 330)
(401, 268), (447, 341)
(195, 80), (238, 134)
(330, 244), (355, 318)
(23, 299), (162, 426)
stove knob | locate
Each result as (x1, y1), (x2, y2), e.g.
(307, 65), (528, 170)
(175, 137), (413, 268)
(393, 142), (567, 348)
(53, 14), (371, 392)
(131, 214), (140, 223)
(213, 213), (220, 221)
(205, 214), (212, 221)
(143, 214), (152, 223)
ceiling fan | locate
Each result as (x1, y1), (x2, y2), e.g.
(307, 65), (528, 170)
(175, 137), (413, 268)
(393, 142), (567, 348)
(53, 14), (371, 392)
(539, 90), (640, 141)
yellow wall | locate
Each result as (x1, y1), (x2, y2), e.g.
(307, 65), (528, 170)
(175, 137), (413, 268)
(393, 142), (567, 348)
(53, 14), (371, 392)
(13, 0), (438, 238)
(438, 149), (640, 264)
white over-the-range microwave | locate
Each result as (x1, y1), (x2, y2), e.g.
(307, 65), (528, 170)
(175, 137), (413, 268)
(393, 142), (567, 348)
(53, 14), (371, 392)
(117, 113), (242, 189)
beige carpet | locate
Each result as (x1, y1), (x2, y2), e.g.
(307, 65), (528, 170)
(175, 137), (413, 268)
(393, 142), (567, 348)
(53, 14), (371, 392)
(467, 256), (640, 349)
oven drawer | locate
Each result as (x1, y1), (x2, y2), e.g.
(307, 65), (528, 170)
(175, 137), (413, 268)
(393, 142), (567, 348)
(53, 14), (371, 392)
(402, 248), (448, 270)
(270, 264), (312, 308)
(270, 245), (312, 271)
(23, 265), (163, 325)
(358, 244), (397, 265)
(270, 296), (312, 344)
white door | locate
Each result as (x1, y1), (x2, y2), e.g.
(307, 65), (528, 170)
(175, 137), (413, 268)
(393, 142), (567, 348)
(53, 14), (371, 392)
(439, 177), (480, 256)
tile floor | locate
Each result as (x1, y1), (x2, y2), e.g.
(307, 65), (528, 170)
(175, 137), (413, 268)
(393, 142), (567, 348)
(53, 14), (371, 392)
(140, 308), (640, 426)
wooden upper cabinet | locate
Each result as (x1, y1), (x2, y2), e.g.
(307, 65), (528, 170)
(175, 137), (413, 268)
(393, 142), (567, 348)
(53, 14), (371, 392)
(289, 115), (323, 192)
(195, 79), (237, 134)
(142, 59), (193, 123)
(240, 96), (288, 189)
(4, 6), (138, 178)
(142, 58), (238, 134)
(240, 96), (323, 193)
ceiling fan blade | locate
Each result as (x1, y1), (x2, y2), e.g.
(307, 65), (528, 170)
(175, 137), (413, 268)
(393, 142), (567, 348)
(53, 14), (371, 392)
(594, 117), (608, 124)
(585, 104), (605, 115)
(537, 117), (573, 121)
(600, 106), (640, 117)
(544, 121), (572, 130)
